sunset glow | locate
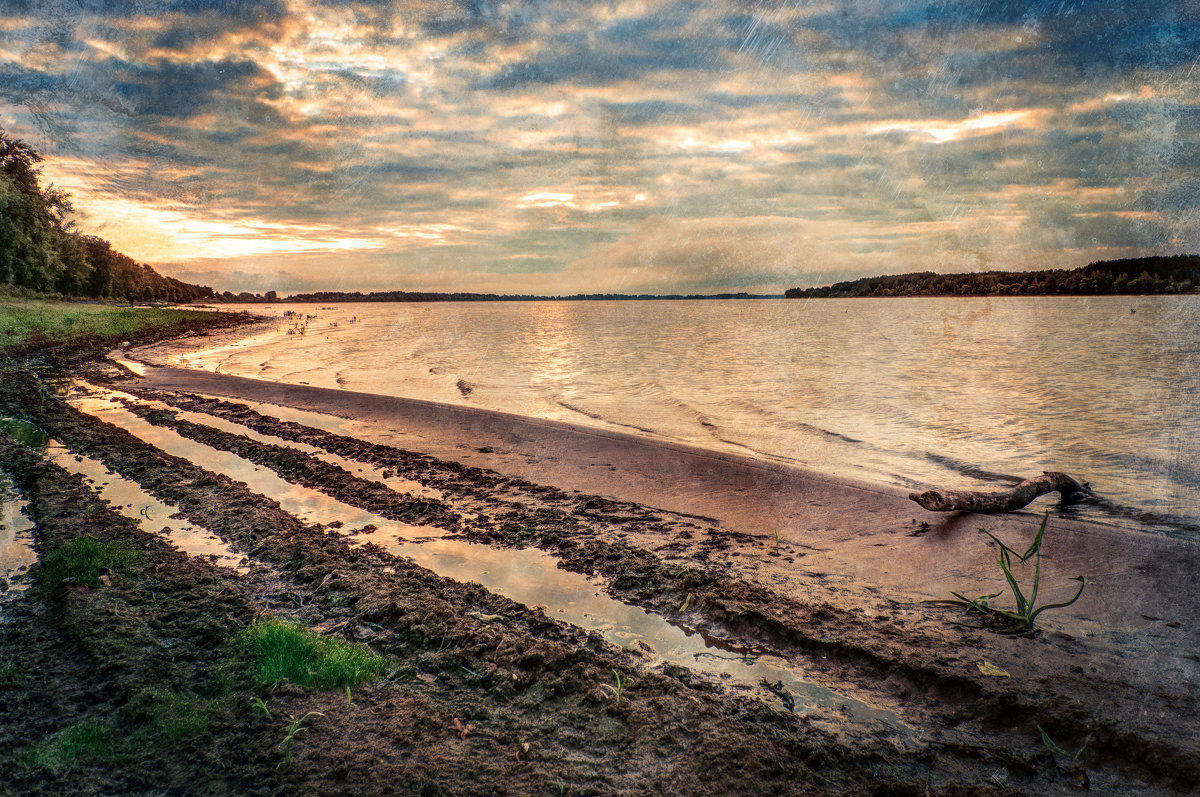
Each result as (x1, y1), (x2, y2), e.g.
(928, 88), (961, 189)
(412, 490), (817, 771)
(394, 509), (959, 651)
(1, 1), (1196, 294)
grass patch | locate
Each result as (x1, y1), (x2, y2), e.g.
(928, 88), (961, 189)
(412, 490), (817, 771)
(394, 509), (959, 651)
(238, 619), (386, 690)
(26, 718), (112, 769)
(0, 660), (23, 687)
(0, 416), (49, 447)
(25, 690), (212, 770)
(37, 536), (141, 593)
(124, 688), (210, 744)
(0, 299), (218, 351)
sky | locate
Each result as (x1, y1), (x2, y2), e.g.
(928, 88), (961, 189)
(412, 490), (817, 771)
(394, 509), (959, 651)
(1, 0), (1198, 296)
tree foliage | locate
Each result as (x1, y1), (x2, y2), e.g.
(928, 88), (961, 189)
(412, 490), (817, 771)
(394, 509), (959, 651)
(0, 129), (213, 303)
(785, 256), (1200, 299)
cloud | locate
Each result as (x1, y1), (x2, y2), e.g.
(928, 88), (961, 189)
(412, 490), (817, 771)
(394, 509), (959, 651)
(560, 214), (916, 293)
(111, 57), (282, 118)
(0, 0), (1195, 295)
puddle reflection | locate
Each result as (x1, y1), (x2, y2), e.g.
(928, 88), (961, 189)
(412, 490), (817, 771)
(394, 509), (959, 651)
(0, 472), (36, 602)
(47, 444), (248, 573)
(68, 385), (906, 732)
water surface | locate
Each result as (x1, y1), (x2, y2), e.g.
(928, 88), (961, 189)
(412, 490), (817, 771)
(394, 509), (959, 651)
(160, 297), (1200, 534)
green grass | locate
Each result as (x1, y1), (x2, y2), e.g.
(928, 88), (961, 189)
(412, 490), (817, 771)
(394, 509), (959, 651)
(601, 669), (625, 704)
(36, 536), (142, 594)
(25, 690), (212, 770)
(123, 688), (210, 744)
(0, 299), (218, 351)
(26, 718), (112, 769)
(0, 416), (49, 447)
(238, 619), (386, 690)
(281, 711), (324, 765)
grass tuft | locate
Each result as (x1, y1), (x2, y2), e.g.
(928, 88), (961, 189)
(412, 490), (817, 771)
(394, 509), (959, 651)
(238, 618), (385, 690)
(26, 718), (111, 769)
(124, 688), (210, 744)
(281, 711), (324, 765)
(37, 536), (141, 593)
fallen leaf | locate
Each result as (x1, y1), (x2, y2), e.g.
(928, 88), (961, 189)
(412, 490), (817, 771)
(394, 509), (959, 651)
(417, 673), (438, 683)
(99, 574), (112, 586)
(450, 718), (475, 739)
(977, 661), (1011, 677)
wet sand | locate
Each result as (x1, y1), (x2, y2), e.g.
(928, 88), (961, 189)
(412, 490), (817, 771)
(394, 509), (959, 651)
(3, 327), (1197, 794)
(134, 358), (1200, 632)
(123, 352), (1200, 791)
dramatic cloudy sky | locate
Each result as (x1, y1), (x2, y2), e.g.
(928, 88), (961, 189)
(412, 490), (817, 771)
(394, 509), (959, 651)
(1, 1), (1197, 294)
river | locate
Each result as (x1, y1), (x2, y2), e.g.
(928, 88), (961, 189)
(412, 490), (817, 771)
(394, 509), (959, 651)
(162, 296), (1200, 536)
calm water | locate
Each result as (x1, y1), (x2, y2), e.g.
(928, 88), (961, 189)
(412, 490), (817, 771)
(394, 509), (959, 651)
(165, 297), (1200, 535)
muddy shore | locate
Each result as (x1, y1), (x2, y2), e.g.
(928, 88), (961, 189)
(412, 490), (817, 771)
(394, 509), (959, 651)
(1, 324), (1197, 795)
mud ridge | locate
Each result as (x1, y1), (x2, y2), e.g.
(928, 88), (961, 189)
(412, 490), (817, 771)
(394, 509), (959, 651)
(105, 380), (1200, 791)
(0, 366), (1025, 796)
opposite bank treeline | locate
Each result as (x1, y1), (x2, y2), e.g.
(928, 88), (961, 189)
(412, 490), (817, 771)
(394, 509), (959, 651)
(785, 255), (1200, 298)
(0, 131), (213, 303)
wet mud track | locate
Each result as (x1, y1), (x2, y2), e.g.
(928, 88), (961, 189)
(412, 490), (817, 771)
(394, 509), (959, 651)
(0, 359), (1195, 795)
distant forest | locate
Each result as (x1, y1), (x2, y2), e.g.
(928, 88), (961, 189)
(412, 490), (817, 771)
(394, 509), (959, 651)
(785, 256), (1200, 298)
(251, 290), (779, 303)
(0, 130), (214, 303)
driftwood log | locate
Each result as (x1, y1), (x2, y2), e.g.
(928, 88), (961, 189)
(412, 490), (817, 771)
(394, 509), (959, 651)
(909, 472), (1091, 514)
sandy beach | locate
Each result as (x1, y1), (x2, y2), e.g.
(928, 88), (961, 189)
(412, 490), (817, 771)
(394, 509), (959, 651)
(1, 326), (1197, 795)
(135, 354), (1200, 629)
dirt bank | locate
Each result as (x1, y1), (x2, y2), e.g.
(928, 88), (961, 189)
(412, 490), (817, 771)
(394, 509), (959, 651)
(0, 339), (1196, 794)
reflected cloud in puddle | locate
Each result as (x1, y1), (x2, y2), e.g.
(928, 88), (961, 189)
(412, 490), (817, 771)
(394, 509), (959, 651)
(0, 472), (36, 603)
(68, 383), (908, 734)
(47, 444), (249, 574)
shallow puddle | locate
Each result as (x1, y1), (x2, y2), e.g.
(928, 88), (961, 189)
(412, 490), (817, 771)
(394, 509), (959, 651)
(87, 379), (441, 501)
(69, 384), (908, 733)
(108, 348), (147, 377)
(46, 443), (249, 573)
(68, 389), (428, 539)
(157, 402), (438, 500)
(0, 471), (36, 602)
(144, 388), (434, 476)
(406, 536), (904, 731)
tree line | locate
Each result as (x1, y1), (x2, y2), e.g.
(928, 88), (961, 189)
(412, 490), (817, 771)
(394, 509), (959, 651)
(785, 256), (1200, 299)
(0, 130), (214, 303)
(217, 290), (781, 303)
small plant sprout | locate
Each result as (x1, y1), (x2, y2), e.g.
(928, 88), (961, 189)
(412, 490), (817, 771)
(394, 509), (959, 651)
(601, 670), (625, 703)
(943, 513), (1088, 634)
(770, 529), (782, 557)
(345, 685), (354, 707)
(280, 711), (323, 766)
(250, 697), (270, 719)
(1038, 724), (1093, 788)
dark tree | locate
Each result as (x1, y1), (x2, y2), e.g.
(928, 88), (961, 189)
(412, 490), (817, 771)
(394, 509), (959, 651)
(0, 128), (214, 303)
